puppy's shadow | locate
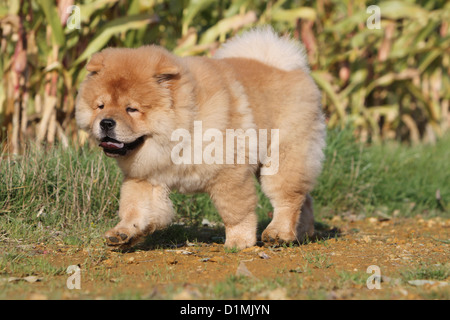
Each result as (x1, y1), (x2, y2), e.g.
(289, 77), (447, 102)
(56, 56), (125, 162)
(257, 218), (341, 245)
(128, 220), (341, 252)
(133, 224), (226, 251)
(307, 221), (341, 243)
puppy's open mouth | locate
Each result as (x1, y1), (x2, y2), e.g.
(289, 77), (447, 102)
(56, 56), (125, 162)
(99, 136), (145, 157)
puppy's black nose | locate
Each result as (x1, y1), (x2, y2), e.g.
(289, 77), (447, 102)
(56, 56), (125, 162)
(100, 119), (116, 131)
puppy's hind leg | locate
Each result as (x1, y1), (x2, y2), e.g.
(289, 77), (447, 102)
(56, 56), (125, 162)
(260, 172), (314, 244)
(297, 193), (315, 242)
(260, 116), (324, 244)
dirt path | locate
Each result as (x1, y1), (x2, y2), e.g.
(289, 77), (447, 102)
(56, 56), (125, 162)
(1, 217), (449, 299)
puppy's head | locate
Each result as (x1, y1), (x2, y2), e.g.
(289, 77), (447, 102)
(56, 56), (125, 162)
(75, 46), (182, 157)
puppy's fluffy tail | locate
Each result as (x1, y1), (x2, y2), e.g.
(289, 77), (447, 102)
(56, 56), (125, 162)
(214, 26), (310, 73)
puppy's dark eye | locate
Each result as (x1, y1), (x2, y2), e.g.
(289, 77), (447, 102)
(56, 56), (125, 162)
(98, 104), (104, 110)
(126, 107), (138, 113)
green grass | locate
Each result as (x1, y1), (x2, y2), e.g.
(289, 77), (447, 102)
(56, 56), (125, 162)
(0, 247), (65, 278)
(207, 274), (288, 300)
(302, 252), (333, 269)
(0, 142), (121, 245)
(335, 270), (369, 288)
(0, 129), (449, 250)
(313, 129), (450, 219)
(400, 263), (450, 282)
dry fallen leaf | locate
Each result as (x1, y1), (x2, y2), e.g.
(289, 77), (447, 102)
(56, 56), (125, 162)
(408, 280), (448, 287)
(8, 276), (42, 283)
(258, 252), (270, 259)
(236, 261), (257, 279)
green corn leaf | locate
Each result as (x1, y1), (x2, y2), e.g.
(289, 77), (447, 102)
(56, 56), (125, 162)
(78, 0), (120, 23)
(311, 71), (346, 121)
(37, 0), (65, 47)
(224, 0), (253, 18)
(182, 0), (215, 36)
(271, 7), (317, 23)
(325, 11), (367, 34)
(0, 5), (8, 18)
(418, 48), (442, 73)
(378, 1), (429, 20)
(199, 11), (256, 45)
(74, 13), (159, 66)
(366, 69), (420, 94)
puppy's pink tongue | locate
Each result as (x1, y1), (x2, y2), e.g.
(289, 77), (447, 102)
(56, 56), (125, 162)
(100, 141), (124, 149)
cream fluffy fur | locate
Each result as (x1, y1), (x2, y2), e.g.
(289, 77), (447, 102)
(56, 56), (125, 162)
(214, 26), (310, 73)
(75, 27), (325, 249)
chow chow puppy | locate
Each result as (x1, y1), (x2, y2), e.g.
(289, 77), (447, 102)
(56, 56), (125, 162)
(75, 27), (325, 250)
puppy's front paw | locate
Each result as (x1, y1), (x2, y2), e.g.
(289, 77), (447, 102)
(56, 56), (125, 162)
(224, 226), (257, 250)
(224, 236), (256, 250)
(104, 226), (143, 249)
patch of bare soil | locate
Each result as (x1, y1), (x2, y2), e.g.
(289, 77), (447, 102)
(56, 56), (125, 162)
(2, 217), (449, 300)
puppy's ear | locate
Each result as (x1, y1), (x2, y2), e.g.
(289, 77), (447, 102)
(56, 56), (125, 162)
(155, 66), (179, 84)
(154, 55), (180, 84)
(86, 52), (104, 73)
